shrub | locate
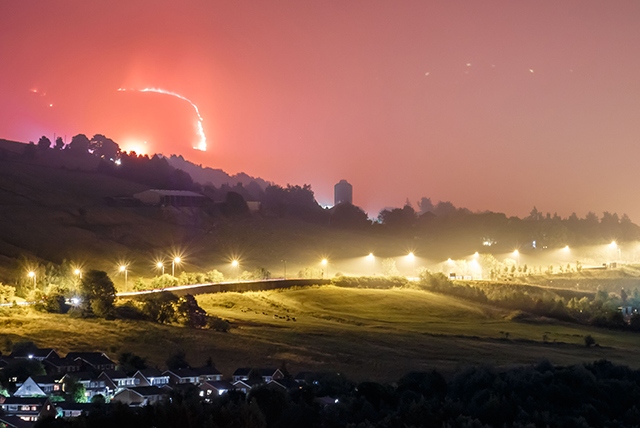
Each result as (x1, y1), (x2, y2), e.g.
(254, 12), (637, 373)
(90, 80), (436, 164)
(584, 335), (596, 347)
(207, 315), (231, 332)
(0, 284), (16, 304)
(151, 274), (179, 289)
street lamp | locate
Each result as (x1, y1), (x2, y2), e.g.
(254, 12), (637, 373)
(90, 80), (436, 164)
(231, 259), (239, 280)
(609, 241), (621, 262)
(119, 265), (128, 288)
(74, 268), (82, 279)
(513, 250), (520, 266)
(406, 252), (415, 278)
(27, 271), (36, 289)
(172, 257), (181, 277)
(321, 258), (328, 279)
(156, 261), (165, 276)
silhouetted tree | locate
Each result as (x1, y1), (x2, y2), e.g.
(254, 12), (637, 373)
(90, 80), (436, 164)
(166, 350), (190, 370)
(79, 270), (116, 318)
(89, 134), (120, 160)
(68, 134), (90, 153)
(222, 191), (250, 216)
(37, 136), (51, 150)
(330, 203), (371, 229)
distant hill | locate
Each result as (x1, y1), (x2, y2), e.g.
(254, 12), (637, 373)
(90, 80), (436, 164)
(166, 154), (270, 190)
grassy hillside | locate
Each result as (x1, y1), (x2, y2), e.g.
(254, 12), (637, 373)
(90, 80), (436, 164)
(2, 286), (639, 381)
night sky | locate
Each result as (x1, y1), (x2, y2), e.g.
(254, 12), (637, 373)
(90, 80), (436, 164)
(2, 1), (640, 218)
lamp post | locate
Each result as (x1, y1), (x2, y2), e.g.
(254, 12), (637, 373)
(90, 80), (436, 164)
(172, 257), (181, 277)
(74, 269), (82, 280)
(367, 253), (375, 275)
(157, 261), (165, 276)
(610, 241), (621, 262)
(407, 252), (415, 278)
(119, 265), (128, 289)
(321, 259), (328, 279)
(231, 259), (239, 280)
(28, 271), (36, 290)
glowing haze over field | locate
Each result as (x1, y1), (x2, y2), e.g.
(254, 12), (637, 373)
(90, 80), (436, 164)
(1, 1), (640, 218)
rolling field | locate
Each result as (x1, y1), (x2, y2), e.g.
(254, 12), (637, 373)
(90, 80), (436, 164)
(1, 285), (639, 381)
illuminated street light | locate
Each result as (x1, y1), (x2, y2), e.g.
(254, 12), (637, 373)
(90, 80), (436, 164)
(231, 259), (240, 280)
(473, 252), (479, 259)
(156, 261), (165, 276)
(27, 271), (36, 289)
(406, 252), (416, 278)
(367, 252), (375, 261)
(119, 265), (128, 288)
(513, 250), (520, 266)
(172, 257), (182, 277)
(321, 258), (328, 279)
(609, 241), (621, 262)
(74, 268), (82, 279)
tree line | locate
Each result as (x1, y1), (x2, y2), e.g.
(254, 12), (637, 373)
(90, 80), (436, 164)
(27, 360), (640, 428)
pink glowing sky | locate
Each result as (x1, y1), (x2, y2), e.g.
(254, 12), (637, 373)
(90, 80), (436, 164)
(2, 1), (640, 218)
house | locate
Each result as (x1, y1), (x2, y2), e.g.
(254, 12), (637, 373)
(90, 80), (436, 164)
(232, 368), (284, 383)
(198, 380), (235, 400)
(59, 372), (109, 401)
(98, 370), (138, 393)
(133, 189), (208, 207)
(54, 402), (95, 418)
(163, 366), (221, 386)
(191, 366), (223, 384)
(231, 380), (252, 394)
(13, 378), (46, 398)
(266, 378), (299, 392)
(9, 348), (60, 362)
(133, 368), (170, 387)
(66, 352), (116, 371)
(0, 415), (34, 428)
(164, 368), (198, 385)
(0, 356), (13, 369)
(14, 376), (61, 397)
(43, 357), (82, 375)
(0, 397), (56, 422)
(111, 386), (167, 406)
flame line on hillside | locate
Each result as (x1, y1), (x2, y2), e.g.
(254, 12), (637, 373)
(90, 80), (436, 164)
(118, 87), (207, 151)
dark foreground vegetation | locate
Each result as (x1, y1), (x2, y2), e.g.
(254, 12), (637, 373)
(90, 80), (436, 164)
(31, 360), (640, 428)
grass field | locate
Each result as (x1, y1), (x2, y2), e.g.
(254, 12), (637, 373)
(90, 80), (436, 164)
(1, 285), (639, 382)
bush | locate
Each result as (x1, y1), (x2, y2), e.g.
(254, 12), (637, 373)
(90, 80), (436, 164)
(114, 301), (148, 320)
(151, 274), (179, 289)
(584, 335), (596, 347)
(140, 292), (179, 324)
(207, 315), (231, 332)
(0, 284), (16, 304)
(205, 269), (224, 283)
(332, 276), (409, 289)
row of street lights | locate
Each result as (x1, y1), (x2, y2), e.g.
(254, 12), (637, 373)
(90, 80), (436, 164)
(23, 242), (625, 289)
